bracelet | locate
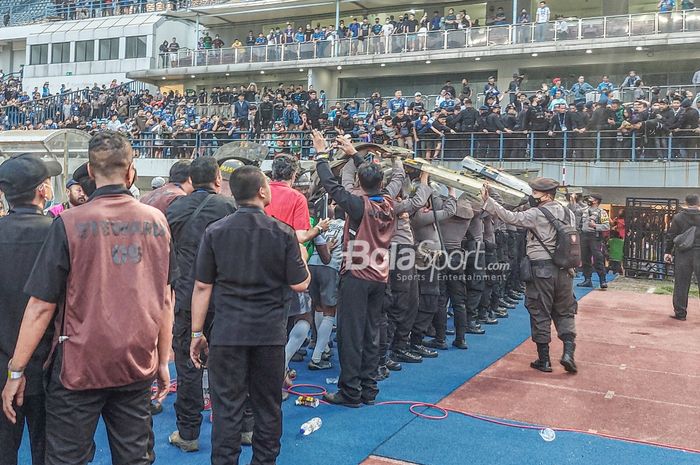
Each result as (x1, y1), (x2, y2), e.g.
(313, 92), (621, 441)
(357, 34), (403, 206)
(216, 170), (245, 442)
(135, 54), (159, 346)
(7, 360), (23, 380)
(191, 331), (204, 339)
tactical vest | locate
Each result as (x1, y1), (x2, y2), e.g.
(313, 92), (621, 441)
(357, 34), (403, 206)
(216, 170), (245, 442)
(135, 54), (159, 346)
(343, 195), (396, 283)
(56, 194), (171, 390)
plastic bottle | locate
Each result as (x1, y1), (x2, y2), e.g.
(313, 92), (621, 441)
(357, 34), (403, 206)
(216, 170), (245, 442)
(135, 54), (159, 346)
(202, 368), (211, 409)
(300, 417), (323, 436)
(539, 427), (556, 442)
(325, 377), (339, 385)
(295, 396), (320, 408)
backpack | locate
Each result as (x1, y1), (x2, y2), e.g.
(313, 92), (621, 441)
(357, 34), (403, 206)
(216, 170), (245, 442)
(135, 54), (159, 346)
(533, 206), (582, 269)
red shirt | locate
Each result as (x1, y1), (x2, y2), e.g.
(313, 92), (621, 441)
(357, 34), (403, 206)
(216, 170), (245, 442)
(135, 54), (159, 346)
(265, 181), (311, 231)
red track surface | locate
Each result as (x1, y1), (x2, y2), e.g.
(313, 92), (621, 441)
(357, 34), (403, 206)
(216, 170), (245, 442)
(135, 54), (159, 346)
(438, 289), (700, 451)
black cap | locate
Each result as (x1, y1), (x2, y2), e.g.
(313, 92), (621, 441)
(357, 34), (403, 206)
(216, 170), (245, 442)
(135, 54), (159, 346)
(73, 162), (97, 197)
(0, 153), (62, 197)
(528, 177), (559, 192)
(589, 192), (603, 201)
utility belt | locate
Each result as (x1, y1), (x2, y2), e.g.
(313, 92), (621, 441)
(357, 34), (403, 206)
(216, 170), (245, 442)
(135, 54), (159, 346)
(581, 230), (601, 239)
(520, 258), (555, 282)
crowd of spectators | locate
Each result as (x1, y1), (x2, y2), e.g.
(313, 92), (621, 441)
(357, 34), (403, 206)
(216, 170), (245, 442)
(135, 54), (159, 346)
(2, 70), (700, 160)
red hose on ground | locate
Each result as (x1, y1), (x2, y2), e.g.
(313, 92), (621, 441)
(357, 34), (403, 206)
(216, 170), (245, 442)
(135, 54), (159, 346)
(287, 384), (700, 455)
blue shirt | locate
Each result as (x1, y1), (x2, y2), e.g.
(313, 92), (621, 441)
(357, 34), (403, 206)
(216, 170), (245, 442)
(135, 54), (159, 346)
(387, 98), (407, 114)
(597, 81), (614, 92)
(659, 0), (675, 12)
(349, 22), (360, 37)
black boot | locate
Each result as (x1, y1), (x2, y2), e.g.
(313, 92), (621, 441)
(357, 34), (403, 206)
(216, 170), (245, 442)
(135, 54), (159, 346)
(530, 343), (553, 372)
(498, 300), (516, 309)
(452, 335), (468, 349)
(466, 321), (485, 334)
(478, 307), (498, 325)
(577, 279), (593, 288)
(560, 341), (577, 373)
(599, 276), (608, 290)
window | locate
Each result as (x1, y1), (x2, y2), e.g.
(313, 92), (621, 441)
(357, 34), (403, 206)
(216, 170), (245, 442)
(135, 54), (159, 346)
(51, 42), (70, 64)
(75, 40), (95, 62)
(99, 38), (120, 60)
(125, 36), (147, 59)
(29, 44), (48, 65)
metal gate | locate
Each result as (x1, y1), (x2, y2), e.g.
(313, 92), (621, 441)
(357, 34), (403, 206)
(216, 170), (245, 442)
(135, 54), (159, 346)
(624, 198), (678, 279)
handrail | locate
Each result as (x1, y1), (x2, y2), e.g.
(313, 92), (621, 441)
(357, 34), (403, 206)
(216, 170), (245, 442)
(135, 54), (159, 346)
(158, 9), (700, 69)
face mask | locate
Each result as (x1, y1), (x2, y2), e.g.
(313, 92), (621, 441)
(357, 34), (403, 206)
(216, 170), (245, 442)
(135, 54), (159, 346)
(528, 195), (541, 207)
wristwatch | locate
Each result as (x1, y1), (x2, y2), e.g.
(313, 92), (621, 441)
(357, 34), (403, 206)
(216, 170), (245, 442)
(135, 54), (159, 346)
(7, 360), (23, 380)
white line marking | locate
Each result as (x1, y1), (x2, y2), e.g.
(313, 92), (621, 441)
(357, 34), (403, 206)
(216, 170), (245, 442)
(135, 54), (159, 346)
(479, 376), (700, 410)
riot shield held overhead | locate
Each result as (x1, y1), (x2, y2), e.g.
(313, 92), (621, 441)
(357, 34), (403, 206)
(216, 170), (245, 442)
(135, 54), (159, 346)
(212, 140), (269, 166)
(404, 158), (529, 208)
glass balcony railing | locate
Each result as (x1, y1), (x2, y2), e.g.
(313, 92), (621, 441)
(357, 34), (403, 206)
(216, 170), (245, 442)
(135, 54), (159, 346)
(160, 10), (700, 69)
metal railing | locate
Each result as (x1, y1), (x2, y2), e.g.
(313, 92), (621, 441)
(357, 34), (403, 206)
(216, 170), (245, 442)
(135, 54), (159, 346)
(425, 130), (700, 162)
(2, 0), (227, 26)
(161, 10), (700, 69)
(39, 128), (699, 161)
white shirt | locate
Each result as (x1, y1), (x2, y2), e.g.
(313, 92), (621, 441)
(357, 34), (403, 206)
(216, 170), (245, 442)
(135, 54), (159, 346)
(693, 70), (700, 85)
(536, 6), (550, 23)
(382, 23), (395, 36)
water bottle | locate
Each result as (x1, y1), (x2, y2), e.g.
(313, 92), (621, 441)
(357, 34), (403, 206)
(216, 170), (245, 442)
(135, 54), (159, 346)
(300, 417), (323, 436)
(202, 368), (211, 410)
(325, 377), (339, 385)
(539, 428), (556, 442)
(295, 396), (320, 408)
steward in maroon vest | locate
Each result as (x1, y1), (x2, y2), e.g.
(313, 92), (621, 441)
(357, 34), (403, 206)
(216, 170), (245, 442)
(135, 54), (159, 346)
(140, 159), (193, 215)
(313, 131), (397, 407)
(2, 131), (176, 465)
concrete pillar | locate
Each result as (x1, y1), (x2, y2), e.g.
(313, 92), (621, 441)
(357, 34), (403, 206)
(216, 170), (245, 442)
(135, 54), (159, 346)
(495, 62), (519, 97)
(308, 68), (338, 100)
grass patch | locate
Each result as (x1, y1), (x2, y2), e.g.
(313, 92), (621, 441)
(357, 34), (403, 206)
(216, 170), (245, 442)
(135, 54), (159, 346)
(653, 283), (675, 295)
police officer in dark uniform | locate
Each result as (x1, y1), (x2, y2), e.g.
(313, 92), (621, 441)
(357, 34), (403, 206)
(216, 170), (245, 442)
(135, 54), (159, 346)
(435, 194), (474, 348)
(166, 156), (236, 452)
(2, 131), (177, 465)
(482, 177), (578, 374)
(0, 154), (62, 465)
(577, 193), (610, 289)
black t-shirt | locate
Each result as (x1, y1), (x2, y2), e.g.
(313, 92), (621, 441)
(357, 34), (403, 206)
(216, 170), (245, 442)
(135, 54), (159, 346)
(409, 100), (425, 115)
(167, 189), (237, 312)
(194, 206), (308, 346)
(0, 206), (54, 395)
(392, 114), (413, 133)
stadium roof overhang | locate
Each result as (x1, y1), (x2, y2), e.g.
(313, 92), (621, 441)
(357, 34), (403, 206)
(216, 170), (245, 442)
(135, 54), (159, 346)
(163, 0), (469, 27)
(0, 130), (89, 159)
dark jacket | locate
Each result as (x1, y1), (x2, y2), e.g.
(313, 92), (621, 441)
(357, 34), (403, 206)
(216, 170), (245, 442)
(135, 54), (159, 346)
(666, 208), (700, 254)
(167, 189), (237, 311)
(0, 206), (53, 395)
(453, 107), (479, 132)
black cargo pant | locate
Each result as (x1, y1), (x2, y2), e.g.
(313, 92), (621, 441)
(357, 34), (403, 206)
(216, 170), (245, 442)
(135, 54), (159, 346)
(0, 388), (45, 465)
(672, 248), (700, 318)
(173, 308), (210, 441)
(479, 241), (499, 314)
(436, 249), (468, 341)
(209, 345), (284, 465)
(44, 349), (152, 465)
(337, 274), (385, 403)
(383, 246), (420, 353)
(465, 240), (485, 325)
(581, 232), (606, 282)
(524, 261), (577, 344)
(410, 264), (442, 346)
